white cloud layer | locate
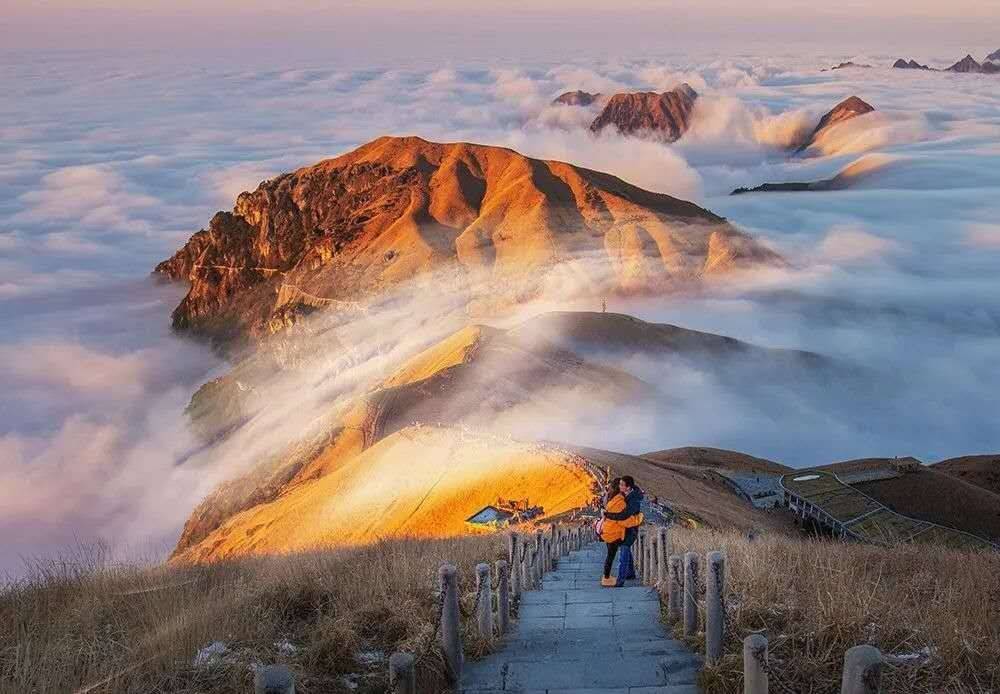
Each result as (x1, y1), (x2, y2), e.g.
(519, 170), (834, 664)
(2, 46), (1000, 575)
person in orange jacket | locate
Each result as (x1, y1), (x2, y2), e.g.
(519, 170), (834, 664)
(597, 477), (643, 587)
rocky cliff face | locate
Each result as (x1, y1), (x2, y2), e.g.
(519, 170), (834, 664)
(156, 135), (777, 348)
(552, 90), (602, 106)
(589, 84), (698, 141)
(796, 96), (875, 154)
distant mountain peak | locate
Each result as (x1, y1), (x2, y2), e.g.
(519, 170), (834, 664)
(589, 84), (699, 141)
(552, 90), (602, 106)
(796, 96), (875, 154)
(893, 58), (930, 70)
(948, 54), (983, 72)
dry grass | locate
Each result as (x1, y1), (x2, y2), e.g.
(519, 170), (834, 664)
(0, 535), (508, 694)
(667, 527), (1000, 693)
(7, 526), (999, 694)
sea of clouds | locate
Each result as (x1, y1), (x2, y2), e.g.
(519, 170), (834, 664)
(2, 46), (1000, 575)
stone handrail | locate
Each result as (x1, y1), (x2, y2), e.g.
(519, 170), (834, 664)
(252, 522), (597, 693)
(253, 520), (904, 693)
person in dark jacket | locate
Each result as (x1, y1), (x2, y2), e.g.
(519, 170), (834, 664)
(602, 475), (643, 586)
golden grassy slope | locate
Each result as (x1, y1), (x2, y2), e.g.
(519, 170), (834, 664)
(175, 426), (594, 563)
(175, 314), (652, 555)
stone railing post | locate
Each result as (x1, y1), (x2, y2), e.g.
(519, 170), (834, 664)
(840, 645), (883, 694)
(636, 529), (644, 578)
(743, 634), (768, 694)
(668, 554), (683, 621)
(646, 532), (656, 585)
(476, 563), (494, 640)
(496, 560), (510, 635)
(254, 665), (294, 694)
(509, 535), (521, 597)
(388, 652), (416, 694)
(656, 527), (668, 589)
(683, 552), (699, 637)
(521, 551), (531, 591)
(439, 563), (463, 682)
(706, 551), (725, 664)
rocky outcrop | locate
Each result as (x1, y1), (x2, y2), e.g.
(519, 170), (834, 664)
(552, 90), (602, 106)
(589, 84), (698, 141)
(893, 58), (931, 70)
(892, 52), (1000, 74)
(948, 55), (984, 73)
(156, 135), (778, 348)
(796, 96), (875, 154)
(943, 53), (999, 74)
(827, 61), (871, 70)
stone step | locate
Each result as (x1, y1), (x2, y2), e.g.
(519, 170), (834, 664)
(464, 687), (698, 694)
(460, 541), (701, 693)
(463, 655), (700, 690)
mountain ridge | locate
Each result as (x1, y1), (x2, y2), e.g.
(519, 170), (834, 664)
(155, 136), (779, 349)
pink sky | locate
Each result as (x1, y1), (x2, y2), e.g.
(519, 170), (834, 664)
(4, 1), (998, 62)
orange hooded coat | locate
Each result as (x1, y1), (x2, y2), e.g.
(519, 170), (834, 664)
(599, 493), (643, 543)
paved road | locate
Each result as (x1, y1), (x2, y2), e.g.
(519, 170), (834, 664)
(461, 543), (702, 693)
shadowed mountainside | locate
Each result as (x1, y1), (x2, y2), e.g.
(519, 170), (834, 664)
(173, 310), (821, 560)
(640, 445), (790, 475)
(156, 136), (777, 350)
(819, 458), (1000, 542)
(933, 455), (1000, 496)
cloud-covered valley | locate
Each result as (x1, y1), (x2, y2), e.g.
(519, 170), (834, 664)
(2, 47), (1000, 575)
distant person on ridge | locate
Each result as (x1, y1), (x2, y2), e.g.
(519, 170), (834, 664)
(603, 475), (643, 586)
(596, 478), (643, 587)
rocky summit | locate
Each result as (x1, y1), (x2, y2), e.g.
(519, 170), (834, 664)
(893, 58), (931, 70)
(552, 90), (602, 106)
(797, 95), (875, 153)
(156, 135), (778, 348)
(589, 83), (698, 141)
(948, 55), (984, 73)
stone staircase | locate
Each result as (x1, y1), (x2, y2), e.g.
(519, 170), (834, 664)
(461, 543), (702, 693)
